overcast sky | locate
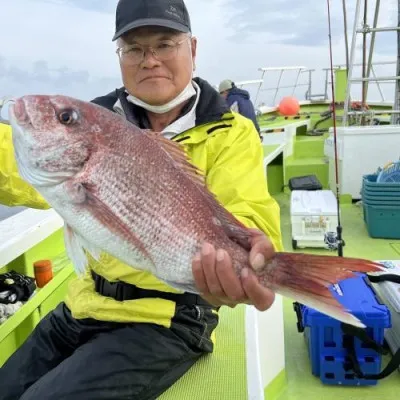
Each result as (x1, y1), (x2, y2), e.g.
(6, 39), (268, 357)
(1, 0), (398, 107)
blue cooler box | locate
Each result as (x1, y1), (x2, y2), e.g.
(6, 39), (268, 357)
(294, 273), (391, 386)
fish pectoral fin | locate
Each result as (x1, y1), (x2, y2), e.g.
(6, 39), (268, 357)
(64, 224), (101, 275)
(83, 190), (154, 265)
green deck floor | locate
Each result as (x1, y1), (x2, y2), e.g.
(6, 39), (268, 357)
(275, 192), (400, 400)
(162, 192), (400, 399)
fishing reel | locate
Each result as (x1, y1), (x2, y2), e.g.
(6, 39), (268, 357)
(324, 231), (345, 251)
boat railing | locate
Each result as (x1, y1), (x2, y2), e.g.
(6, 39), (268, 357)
(254, 66), (308, 106)
(239, 59), (397, 110)
(242, 66), (332, 107)
(304, 68), (330, 102)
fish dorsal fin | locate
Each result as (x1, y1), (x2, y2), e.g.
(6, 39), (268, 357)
(145, 131), (252, 251)
(145, 130), (206, 186)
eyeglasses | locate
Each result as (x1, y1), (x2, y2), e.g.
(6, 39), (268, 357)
(116, 37), (190, 65)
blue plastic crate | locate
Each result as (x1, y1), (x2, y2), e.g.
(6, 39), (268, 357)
(363, 193), (400, 204)
(363, 189), (400, 198)
(362, 174), (400, 193)
(362, 202), (400, 239)
(295, 274), (391, 386)
(363, 197), (400, 207)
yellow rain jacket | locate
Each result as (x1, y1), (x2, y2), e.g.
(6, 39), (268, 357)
(0, 79), (283, 328)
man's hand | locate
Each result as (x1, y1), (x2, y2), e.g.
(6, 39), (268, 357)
(192, 228), (275, 311)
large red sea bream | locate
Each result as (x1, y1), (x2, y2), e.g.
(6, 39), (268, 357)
(8, 94), (383, 327)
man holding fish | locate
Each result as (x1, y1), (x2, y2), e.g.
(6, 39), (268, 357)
(0, 0), (287, 398)
(0, 0), (384, 397)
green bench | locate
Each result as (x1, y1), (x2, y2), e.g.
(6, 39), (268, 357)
(1, 209), (286, 400)
(159, 305), (248, 399)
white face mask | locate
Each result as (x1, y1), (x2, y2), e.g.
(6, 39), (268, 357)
(126, 80), (196, 114)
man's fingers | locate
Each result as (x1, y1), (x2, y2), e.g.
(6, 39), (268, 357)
(192, 252), (208, 294)
(215, 249), (246, 301)
(241, 268), (275, 311)
(201, 243), (225, 297)
(192, 234), (276, 313)
(249, 237), (275, 271)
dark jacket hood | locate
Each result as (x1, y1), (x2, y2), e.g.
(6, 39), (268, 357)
(228, 87), (250, 100)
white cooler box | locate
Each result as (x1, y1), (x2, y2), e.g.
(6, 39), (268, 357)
(290, 190), (339, 249)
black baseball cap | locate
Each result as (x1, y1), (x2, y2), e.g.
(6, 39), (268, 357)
(112, 0), (192, 41)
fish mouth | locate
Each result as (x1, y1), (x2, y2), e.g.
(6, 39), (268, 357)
(8, 98), (59, 188)
(11, 98), (31, 126)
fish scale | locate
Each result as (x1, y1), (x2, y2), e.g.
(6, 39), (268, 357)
(97, 173), (210, 281)
(8, 93), (385, 327)
(84, 151), (205, 283)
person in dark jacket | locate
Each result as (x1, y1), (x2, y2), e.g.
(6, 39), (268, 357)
(219, 79), (261, 135)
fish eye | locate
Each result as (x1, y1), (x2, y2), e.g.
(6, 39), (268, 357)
(58, 109), (79, 125)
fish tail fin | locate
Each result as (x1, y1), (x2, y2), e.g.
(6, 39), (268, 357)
(267, 253), (384, 328)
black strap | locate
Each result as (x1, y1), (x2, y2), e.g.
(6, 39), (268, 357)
(341, 323), (388, 356)
(342, 323), (400, 379)
(91, 270), (214, 308)
(293, 302), (305, 333)
(367, 273), (400, 285)
(341, 273), (400, 380)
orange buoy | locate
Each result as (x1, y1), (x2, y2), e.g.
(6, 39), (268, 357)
(278, 96), (300, 116)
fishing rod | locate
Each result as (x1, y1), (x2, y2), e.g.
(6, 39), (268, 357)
(326, 0), (344, 257)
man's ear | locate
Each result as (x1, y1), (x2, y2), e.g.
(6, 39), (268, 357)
(190, 36), (197, 71)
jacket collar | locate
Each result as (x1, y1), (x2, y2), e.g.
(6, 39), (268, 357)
(108, 77), (231, 129)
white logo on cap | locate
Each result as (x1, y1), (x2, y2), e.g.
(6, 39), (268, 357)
(166, 5), (181, 20)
